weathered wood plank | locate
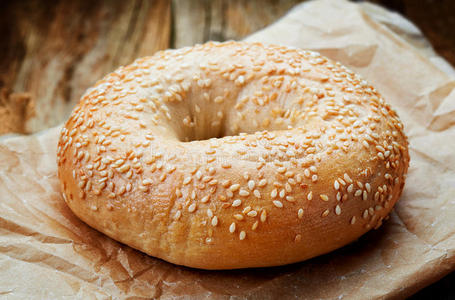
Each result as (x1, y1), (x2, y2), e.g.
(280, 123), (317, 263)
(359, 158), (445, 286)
(172, 0), (208, 48)
(224, 0), (302, 40)
(172, 0), (302, 47)
(1, 0), (171, 133)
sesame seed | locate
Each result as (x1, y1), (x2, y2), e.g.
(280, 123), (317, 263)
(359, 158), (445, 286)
(243, 206), (252, 215)
(286, 196), (295, 202)
(202, 176), (212, 183)
(114, 159), (124, 166)
(253, 189), (261, 198)
(221, 180), (231, 188)
(175, 188), (182, 197)
(239, 231), (246, 240)
(118, 186), (126, 195)
(260, 210), (267, 222)
(304, 169), (311, 178)
(273, 200), (283, 208)
(351, 216), (356, 224)
(298, 208), (304, 219)
(334, 180), (340, 190)
(277, 167), (286, 173)
(239, 189), (250, 197)
(307, 191), (313, 201)
(344, 173), (352, 183)
(271, 189), (278, 198)
(295, 234), (302, 242)
(363, 190), (368, 201)
(258, 179), (267, 187)
(369, 207), (375, 215)
(160, 174), (166, 182)
(229, 222), (236, 233)
(207, 209), (213, 218)
(285, 183), (292, 192)
(363, 209), (369, 219)
(365, 183), (371, 193)
(211, 216), (218, 226)
(183, 177), (192, 185)
(247, 210), (258, 217)
(355, 190), (362, 197)
(234, 214), (244, 221)
(232, 199), (242, 207)
(118, 164), (130, 173)
(322, 209), (330, 217)
(174, 210), (181, 220)
(248, 180), (255, 190)
(336, 192), (341, 201)
(279, 189), (285, 198)
(230, 184), (240, 192)
(320, 194), (329, 201)
(188, 203), (196, 213)
(374, 191), (380, 201)
(252, 221), (259, 230)
(335, 205), (341, 215)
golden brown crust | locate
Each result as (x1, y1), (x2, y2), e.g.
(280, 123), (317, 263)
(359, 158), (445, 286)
(57, 41), (409, 269)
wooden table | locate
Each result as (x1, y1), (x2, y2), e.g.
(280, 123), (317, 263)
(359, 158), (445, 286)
(0, 0), (453, 298)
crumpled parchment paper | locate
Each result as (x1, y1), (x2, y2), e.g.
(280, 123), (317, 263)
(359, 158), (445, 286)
(1, 0), (454, 298)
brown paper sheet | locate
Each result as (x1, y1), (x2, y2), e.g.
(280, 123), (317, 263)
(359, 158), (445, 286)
(1, 0), (454, 298)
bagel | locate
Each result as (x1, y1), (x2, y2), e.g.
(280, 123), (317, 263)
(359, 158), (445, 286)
(57, 41), (409, 270)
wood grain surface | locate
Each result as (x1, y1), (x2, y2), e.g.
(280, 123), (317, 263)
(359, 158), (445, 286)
(1, 0), (454, 134)
(0, 0), (453, 298)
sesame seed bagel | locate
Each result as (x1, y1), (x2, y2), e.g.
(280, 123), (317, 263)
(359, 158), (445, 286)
(57, 41), (409, 270)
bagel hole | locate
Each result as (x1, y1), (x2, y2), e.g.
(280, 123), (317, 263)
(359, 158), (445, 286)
(178, 117), (291, 142)
(180, 125), (229, 142)
(177, 110), (242, 142)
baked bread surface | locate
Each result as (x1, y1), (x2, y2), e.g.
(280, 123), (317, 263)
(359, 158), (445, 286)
(57, 42), (409, 269)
